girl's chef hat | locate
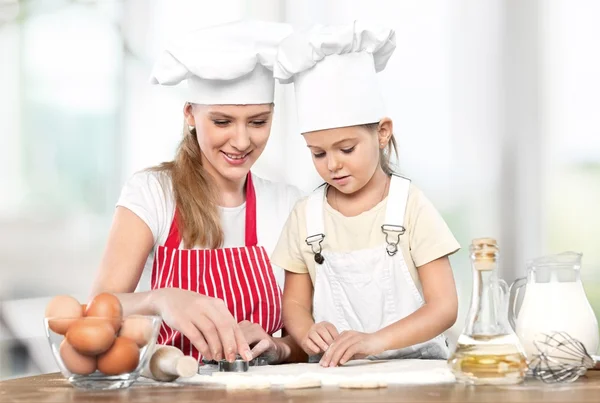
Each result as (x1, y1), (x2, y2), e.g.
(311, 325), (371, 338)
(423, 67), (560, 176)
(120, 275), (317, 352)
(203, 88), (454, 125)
(150, 20), (292, 105)
(274, 21), (396, 133)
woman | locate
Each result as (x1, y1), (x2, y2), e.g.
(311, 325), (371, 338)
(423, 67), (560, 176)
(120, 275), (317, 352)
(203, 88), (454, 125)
(90, 21), (305, 364)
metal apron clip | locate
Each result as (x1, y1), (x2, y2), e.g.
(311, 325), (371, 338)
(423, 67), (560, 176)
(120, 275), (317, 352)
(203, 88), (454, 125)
(305, 233), (325, 264)
(381, 224), (405, 256)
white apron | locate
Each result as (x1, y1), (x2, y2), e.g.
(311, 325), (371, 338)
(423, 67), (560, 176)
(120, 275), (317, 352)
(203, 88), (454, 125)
(305, 175), (449, 360)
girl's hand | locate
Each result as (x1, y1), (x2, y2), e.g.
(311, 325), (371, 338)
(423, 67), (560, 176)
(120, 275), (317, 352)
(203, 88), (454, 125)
(302, 321), (339, 355)
(150, 288), (251, 362)
(319, 330), (385, 367)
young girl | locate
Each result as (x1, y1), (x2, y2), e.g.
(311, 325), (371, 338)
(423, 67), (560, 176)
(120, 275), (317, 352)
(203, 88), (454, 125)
(271, 21), (460, 367)
(90, 21), (305, 364)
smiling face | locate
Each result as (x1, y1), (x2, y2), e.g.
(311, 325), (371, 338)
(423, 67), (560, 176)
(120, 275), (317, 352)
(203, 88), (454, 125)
(303, 122), (389, 195)
(184, 103), (273, 184)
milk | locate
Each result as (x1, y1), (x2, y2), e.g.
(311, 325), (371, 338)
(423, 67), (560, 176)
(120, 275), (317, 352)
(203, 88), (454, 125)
(515, 281), (599, 358)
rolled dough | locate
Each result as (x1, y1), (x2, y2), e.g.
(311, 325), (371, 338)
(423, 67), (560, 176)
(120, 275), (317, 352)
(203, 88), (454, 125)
(175, 359), (455, 389)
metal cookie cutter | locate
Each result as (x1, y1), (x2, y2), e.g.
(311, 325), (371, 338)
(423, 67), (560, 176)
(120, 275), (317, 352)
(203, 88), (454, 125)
(249, 356), (269, 367)
(219, 357), (249, 372)
(200, 356), (248, 373)
(200, 354), (269, 374)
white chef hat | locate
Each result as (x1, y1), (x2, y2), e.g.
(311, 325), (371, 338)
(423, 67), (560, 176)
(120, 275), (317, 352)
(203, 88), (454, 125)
(274, 20), (396, 133)
(150, 20), (293, 105)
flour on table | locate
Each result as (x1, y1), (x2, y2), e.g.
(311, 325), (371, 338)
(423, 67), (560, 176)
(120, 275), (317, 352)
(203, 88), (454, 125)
(176, 359), (455, 390)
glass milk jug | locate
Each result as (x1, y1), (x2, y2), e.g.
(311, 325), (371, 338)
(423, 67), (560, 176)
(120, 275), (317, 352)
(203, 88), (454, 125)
(449, 238), (527, 385)
(509, 252), (600, 359)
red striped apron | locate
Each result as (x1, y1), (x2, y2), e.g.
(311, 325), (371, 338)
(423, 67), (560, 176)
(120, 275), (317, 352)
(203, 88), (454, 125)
(150, 173), (283, 360)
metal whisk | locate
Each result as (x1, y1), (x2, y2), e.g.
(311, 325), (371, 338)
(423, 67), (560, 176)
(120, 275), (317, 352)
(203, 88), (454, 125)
(527, 332), (596, 383)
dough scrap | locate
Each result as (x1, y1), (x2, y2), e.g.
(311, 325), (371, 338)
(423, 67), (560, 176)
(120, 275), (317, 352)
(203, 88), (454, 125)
(223, 375), (271, 390)
(339, 380), (388, 389)
(283, 377), (322, 389)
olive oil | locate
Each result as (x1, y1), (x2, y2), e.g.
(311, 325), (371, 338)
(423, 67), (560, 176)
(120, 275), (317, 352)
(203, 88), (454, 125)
(450, 239), (527, 385)
(449, 334), (527, 385)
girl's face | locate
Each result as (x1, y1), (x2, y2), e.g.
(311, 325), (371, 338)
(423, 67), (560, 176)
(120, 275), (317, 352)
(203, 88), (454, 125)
(303, 121), (391, 195)
(184, 103), (273, 184)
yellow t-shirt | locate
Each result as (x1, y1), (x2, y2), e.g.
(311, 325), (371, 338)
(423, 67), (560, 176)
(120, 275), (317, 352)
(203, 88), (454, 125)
(271, 183), (461, 291)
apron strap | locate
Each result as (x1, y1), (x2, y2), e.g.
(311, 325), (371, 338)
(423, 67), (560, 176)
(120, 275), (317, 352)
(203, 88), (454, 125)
(304, 175), (411, 259)
(164, 172), (258, 249)
(384, 175), (411, 226)
(381, 174), (411, 256)
(165, 209), (182, 250)
(244, 172), (258, 247)
(305, 185), (327, 264)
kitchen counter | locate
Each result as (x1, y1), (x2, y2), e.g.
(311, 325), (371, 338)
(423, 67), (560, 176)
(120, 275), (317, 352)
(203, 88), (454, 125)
(1, 371), (599, 402)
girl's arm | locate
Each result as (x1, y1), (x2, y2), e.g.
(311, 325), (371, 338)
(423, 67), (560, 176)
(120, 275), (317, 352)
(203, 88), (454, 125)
(320, 255), (457, 366)
(375, 255), (458, 349)
(282, 271), (315, 346)
(283, 271), (339, 356)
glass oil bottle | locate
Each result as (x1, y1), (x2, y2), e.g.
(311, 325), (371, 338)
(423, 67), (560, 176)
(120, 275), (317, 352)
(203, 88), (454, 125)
(448, 238), (528, 385)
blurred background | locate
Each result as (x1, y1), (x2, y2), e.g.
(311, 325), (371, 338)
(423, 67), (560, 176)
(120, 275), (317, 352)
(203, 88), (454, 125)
(1, 0), (599, 380)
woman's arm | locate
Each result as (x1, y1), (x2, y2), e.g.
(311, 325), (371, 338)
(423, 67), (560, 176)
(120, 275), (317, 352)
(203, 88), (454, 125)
(278, 330), (309, 363)
(320, 256), (457, 366)
(238, 322), (307, 364)
(89, 207), (155, 314)
(89, 206), (251, 362)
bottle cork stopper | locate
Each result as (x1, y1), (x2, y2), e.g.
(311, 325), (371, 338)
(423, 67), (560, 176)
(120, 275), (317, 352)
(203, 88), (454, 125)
(472, 238), (498, 248)
(471, 238), (499, 271)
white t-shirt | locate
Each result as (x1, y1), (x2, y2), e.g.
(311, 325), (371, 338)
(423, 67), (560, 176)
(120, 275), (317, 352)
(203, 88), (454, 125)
(116, 170), (304, 291)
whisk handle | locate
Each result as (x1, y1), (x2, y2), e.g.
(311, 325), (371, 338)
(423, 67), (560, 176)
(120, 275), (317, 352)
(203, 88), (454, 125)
(592, 355), (600, 370)
(508, 277), (527, 331)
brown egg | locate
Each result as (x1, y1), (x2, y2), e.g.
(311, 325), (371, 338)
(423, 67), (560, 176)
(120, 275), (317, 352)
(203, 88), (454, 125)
(81, 304), (87, 315)
(97, 337), (139, 375)
(45, 295), (83, 335)
(66, 317), (116, 356)
(59, 339), (96, 375)
(85, 293), (123, 332)
(119, 316), (153, 347)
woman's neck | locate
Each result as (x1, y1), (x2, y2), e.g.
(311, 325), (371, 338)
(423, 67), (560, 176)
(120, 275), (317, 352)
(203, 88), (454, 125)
(218, 179), (246, 208)
(201, 158), (247, 207)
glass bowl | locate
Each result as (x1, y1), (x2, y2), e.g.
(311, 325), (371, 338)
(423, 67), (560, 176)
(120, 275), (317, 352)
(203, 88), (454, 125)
(44, 314), (162, 390)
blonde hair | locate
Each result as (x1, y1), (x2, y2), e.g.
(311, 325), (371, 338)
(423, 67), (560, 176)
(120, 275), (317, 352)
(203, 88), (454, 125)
(148, 122), (223, 249)
(362, 122), (398, 175)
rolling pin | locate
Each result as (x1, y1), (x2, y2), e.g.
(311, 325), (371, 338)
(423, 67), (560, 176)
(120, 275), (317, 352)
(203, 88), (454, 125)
(142, 345), (198, 382)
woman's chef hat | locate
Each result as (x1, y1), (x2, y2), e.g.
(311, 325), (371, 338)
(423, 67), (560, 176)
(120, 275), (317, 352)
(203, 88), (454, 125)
(150, 20), (293, 105)
(274, 21), (396, 133)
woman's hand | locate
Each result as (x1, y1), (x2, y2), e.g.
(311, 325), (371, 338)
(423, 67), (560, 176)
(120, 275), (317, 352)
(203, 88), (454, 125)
(238, 320), (286, 364)
(301, 321), (339, 356)
(150, 288), (251, 362)
(319, 330), (385, 367)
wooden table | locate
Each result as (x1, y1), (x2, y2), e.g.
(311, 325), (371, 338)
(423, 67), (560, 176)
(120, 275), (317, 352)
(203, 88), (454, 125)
(1, 371), (599, 403)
